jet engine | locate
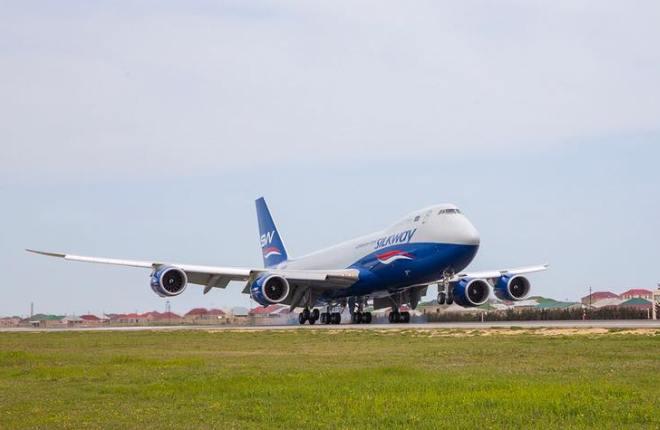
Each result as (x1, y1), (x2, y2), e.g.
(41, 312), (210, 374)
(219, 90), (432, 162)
(452, 278), (490, 307)
(250, 274), (291, 306)
(150, 266), (188, 297)
(494, 275), (531, 301)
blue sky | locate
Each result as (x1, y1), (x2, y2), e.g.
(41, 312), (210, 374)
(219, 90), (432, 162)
(1, 1), (659, 316)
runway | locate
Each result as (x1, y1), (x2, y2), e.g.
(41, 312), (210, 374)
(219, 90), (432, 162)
(2, 320), (659, 333)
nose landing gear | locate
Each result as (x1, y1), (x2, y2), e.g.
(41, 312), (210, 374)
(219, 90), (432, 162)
(437, 270), (455, 305)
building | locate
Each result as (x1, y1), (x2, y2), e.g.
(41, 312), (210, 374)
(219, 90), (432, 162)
(620, 289), (653, 300)
(24, 314), (65, 328)
(581, 291), (619, 305)
(0, 317), (20, 327)
(619, 298), (653, 310)
(590, 298), (624, 308)
(140, 311), (182, 323)
(250, 304), (286, 318)
(182, 308), (227, 324)
(109, 313), (144, 324)
(61, 315), (83, 327)
(79, 314), (108, 326)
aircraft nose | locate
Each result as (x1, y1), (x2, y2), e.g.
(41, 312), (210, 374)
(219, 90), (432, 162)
(461, 218), (481, 246)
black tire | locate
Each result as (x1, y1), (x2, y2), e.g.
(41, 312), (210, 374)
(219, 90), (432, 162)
(308, 317), (316, 325)
(446, 295), (454, 305)
(400, 312), (411, 323)
(302, 308), (311, 320)
(389, 312), (399, 323)
(362, 312), (372, 324)
(298, 313), (307, 325)
(311, 309), (320, 321)
(438, 293), (446, 305)
(351, 312), (360, 324)
(331, 312), (341, 325)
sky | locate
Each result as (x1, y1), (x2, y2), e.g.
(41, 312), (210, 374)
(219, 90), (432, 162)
(1, 1), (659, 317)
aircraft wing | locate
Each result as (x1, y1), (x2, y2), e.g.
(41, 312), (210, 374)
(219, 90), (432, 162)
(25, 249), (359, 292)
(450, 264), (549, 282)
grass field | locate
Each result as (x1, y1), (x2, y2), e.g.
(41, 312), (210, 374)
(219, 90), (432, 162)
(0, 328), (658, 429)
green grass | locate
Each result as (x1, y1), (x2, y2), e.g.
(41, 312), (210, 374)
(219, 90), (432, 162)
(0, 329), (658, 429)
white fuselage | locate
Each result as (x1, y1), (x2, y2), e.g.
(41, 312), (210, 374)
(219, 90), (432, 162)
(280, 204), (480, 271)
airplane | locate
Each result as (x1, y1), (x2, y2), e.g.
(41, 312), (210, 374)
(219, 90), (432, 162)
(27, 197), (548, 325)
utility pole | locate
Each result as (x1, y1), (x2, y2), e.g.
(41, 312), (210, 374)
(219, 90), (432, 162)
(30, 302), (34, 318)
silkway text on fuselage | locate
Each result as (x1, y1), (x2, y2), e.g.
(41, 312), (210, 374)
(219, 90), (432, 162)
(375, 229), (417, 250)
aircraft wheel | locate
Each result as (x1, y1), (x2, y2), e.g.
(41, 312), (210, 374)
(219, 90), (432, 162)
(311, 309), (320, 321)
(438, 293), (446, 305)
(388, 311), (399, 323)
(400, 312), (411, 323)
(361, 312), (372, 324)
(352, 312), (362, 324)
(298, 313), (307, 325)
(302, 308), (311, 321)
(446, 295), (454, 305)
(308, 317), (316, 325)
(331, 312), (341, 324)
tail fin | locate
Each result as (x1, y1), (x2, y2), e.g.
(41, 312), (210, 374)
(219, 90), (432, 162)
(256, 197), (288, 268)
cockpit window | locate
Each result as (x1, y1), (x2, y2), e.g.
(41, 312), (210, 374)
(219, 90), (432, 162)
(438, 209), (461, 215)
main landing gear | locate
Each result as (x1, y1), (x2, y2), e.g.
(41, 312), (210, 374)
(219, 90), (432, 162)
(320, 311), (341, 325)
(350, 298), (373, 324)
(300, 305), (341, 325)
(388, 310), (411, 324)
(298, 307), (320, 325)
(351, 311), (373, 324)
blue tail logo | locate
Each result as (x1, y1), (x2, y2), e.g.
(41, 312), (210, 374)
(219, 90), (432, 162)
(256, 197), (288, 267)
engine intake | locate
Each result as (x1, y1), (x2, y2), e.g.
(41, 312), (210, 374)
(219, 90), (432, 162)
(453, 278), (490, 307)
(250, 275), (291, 306)
(494, 275), (531, 301)
(150, 266), (188, 297)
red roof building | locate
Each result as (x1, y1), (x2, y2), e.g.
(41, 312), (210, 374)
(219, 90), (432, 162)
(620, 289), (653, 300)
(185, 308), (209, 317)
(207, 308), (226, 317)
(183, 308), (224, 321)
(581, 291), (619, 305)
(250, 304), (285, 316)
(157, 312), (182, 321)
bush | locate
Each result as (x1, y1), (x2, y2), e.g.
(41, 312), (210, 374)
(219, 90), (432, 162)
(424, 306), (650, 323)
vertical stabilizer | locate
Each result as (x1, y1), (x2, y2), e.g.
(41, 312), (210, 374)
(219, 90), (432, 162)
(255, 197), (288, 268)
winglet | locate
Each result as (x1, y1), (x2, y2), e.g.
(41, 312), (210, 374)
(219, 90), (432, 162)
(26, 249), (66, 258)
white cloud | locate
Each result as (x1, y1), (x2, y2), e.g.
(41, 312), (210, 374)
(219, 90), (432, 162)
(2, 1), (659, 182)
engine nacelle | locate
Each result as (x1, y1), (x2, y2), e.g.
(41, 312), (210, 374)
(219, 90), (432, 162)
(494, 275), (531, 301)
(150, 266), (188, 297)
(250, 274), (291, 306)
(453, 278), (490, 307)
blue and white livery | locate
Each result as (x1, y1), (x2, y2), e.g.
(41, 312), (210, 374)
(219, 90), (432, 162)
(27, 197), (547, 324)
